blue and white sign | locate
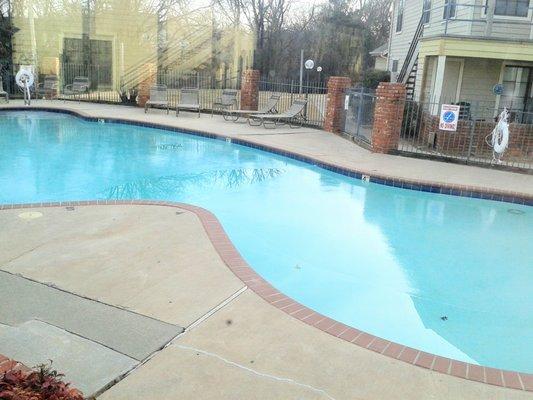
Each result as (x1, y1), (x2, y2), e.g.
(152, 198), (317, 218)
(493, 84), (504, 96)
(439, 104), (460, 131)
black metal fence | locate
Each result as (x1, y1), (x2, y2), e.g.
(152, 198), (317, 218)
(258, 77), (327, 128)
(341, 88), (533, 171)
(2, 65), (329, 128)
(399, 100), (533, 170)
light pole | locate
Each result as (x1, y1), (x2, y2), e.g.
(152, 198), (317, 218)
(317, 66), (322, 83)
(303, 59), (314, 119)
(304, 59), (314, 88)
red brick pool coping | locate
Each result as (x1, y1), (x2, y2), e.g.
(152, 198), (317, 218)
(1, 200), (531, 392)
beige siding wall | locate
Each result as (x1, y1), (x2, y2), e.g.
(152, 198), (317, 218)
(458, 58), (502, 106)
(471, 0), (533, 39)
(388, 0), (424, 75)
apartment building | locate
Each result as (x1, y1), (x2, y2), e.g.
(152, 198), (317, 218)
(388, 0), (533, 120)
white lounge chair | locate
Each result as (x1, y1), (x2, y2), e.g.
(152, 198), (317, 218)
(36, 75), (59, 100)
(145, 84), (169, 114)
(249, 99), (308, 129)
(63, 76), (90, 101)
(212, 89), (238, 116)
(223, 94), (281, 122)
(176, 89), (201, 117)
(0, 77), (8, 103)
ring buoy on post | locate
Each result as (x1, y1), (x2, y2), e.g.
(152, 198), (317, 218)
(486, 108), (510, 163)
(15, 68), (34, 105)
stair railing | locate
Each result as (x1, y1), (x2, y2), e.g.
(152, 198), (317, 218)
(397, 14), (425, 83)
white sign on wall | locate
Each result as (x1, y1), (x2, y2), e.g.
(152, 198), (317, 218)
(439, 104), (461, 131)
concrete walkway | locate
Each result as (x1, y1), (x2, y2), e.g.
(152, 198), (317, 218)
(1, 101), (532, 197)
(0, 204), (529, 399)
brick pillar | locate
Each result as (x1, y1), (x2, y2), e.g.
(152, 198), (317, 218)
(324, 76), (352, 133)
(137, 63), (157, 108)
(371, 82), (406, 154)
(240, 69), (260, 110)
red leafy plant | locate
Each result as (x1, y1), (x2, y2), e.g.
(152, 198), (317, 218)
(0, 363), (83, 400)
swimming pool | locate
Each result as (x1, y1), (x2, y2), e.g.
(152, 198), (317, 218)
(1, 110), (531, 373)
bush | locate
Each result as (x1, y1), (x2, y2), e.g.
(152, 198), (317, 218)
(0, 363), (83, 400)
(360, 69), (390, 89)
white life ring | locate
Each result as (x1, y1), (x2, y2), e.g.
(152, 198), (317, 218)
(15, 69), (34, 88)
(491, 112), (509, 154)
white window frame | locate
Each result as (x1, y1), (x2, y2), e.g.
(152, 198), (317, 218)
(396, 0), (404, 33)
(482, 0), (532, 20)
(422, 0), (432, 25)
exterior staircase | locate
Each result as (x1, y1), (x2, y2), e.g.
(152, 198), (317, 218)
(397, 15), (425, 100)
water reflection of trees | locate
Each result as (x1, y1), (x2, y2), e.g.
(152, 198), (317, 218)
(104, 167), (284, 199)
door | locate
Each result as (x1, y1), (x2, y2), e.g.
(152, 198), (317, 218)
(440, 59), (463, 103)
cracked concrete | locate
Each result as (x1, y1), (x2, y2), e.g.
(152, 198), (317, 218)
(1, 204), (530, 399)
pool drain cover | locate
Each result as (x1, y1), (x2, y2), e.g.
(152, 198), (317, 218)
(507, 209), (525, 215)
(18, 211), (43, 220)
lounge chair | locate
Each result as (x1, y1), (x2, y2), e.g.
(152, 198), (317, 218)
(145, 84), (169, 114)
(176, 88), (200, 117)
(36, 75), (59, 100)
(223, 94), (281, 122)
(212, 89), (238, 116)
(0, 77), (8, 102)
(249, 99), (308, 128)
(63, 76), (90, 101)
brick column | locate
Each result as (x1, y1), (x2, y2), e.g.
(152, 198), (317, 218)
(371, 82), (406, 154)
(324, 77), (352, 133)
(240, 69), (260, 110)
(137, 63), (157, 108)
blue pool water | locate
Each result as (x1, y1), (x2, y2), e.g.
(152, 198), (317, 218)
(1, 111), (531, 372)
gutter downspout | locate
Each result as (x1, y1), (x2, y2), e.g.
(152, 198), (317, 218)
(386, 0), (395, 73)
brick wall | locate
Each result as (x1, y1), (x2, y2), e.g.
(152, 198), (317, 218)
(324, 77), (352, 133)
(137, 63), (157, 108)
(371, 83), (406, 153)
(419, 113), (532, 161)
(240, 69), (260, 111)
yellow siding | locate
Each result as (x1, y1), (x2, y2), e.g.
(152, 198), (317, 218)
(419, 37), (533, 61)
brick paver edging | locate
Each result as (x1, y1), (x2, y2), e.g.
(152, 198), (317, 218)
(1, 200), (531, 392)
(1, 106), (532, 205)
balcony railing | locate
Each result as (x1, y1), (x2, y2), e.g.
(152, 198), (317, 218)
(421, 1), (533, 41)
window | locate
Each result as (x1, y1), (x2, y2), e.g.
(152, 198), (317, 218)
(392, 60), (399, 72)
(443, 0), (457, 18)
(499, 66), (533, 123)
(422, 0), (432, 23)
(62, 38), (113, 86)
(493, 0), (529, 17)
(396, 0), (404, 32)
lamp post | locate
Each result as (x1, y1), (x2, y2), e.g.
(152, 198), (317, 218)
(317, 66), (322, 83)
(304, 59), (314, 88)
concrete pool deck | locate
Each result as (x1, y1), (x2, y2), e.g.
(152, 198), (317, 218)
(1, 100), (532, 199)
(0, 102), (532, 398)
(0, 203), (531, 399)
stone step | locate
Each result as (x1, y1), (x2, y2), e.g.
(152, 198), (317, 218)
(0, 320), (137, 397)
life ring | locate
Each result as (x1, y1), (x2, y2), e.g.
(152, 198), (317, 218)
(15, 69), (34, 88)
(491, 111), (509, 154)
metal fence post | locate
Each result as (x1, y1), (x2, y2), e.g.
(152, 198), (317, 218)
(355, 86), (364, 138)
(466, 118), (476, 164)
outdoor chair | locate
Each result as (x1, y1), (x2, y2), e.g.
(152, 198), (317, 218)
(63, 76), (90, 101)
(36, 75), (59, 100)
(223, 93), (281, 122)
(248, 98), (308, 129)
(176, 88), (201, 117)
(0, 77), (8, 103)
(212, 89), (238, 116)
(145, 84), (169, 114)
